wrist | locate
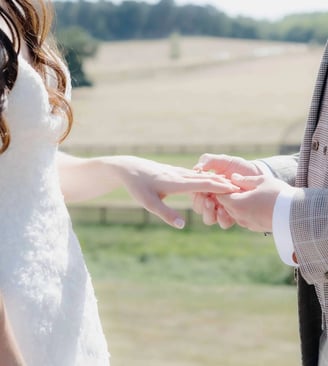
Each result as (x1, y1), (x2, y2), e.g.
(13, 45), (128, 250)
(96, 155), (142, 189)
(91, 155), (128, 189)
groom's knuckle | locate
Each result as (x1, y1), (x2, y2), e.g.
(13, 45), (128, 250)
(199, 153), (211, 162)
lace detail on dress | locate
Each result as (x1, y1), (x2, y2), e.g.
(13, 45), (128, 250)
(0, 55), (109, 365)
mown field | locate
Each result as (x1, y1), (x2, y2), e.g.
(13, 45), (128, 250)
(64, 37), (315, 365)
(65, 37), (324, 150)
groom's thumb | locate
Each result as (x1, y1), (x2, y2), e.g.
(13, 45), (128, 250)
(230, 173), (264, 191)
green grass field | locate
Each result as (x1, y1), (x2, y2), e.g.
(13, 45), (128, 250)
(75, 222), (300, 366)
(78, 223), (293, 286)
(96, 281), (299, 366)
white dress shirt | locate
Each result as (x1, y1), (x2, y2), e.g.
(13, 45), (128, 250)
(255, 161), (298, 267)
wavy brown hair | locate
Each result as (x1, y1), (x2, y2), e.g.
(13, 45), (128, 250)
(0, 0), (73, 153)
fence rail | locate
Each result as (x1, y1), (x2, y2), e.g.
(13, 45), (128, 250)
(66, 142), (301, 226)
(68, 202), (203, 227)
(62, 142), (300, 157)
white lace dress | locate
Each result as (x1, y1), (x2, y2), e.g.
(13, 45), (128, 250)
(0, 56), (110, 365)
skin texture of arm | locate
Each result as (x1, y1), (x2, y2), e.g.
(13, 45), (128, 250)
(0, 295), (26, 366)
(56, 151), (240, 229)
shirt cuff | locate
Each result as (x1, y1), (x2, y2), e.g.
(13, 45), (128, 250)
(272, 190), (298, 267)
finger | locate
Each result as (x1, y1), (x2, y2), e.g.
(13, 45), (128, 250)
(182, 173), (237, 190)
(217, 205), (235, 229)
(173, 179), (239, 195)
(202, 198), (217, 226)
(192, 193), (207, 214)
(144, 194), (186, 229)
(184, 172), (228, 181)
(216, 192), (236, 207)
(230, 173), (265, 191)
(194, 153), (231, 173)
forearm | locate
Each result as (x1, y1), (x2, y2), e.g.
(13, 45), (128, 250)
(0, 295), (26, 366)
(56, 151), (124, 203)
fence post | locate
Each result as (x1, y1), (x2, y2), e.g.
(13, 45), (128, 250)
(142, 208), (150, 226)
(186, 208), (193, 228)
(100, 206), (107, 225)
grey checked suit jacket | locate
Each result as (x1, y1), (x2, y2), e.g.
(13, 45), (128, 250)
(261, 42), (328, 366)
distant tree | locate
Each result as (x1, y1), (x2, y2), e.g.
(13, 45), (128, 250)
(112, 1), (149, 39)
(271, 13), (328, 43)
(143, 0), (176, 38)
(57, 26), (99, 87)
(285, 26), (314, 43)
(52, 1), (328, 45)
(174, 5), (201, 35)
(199, 6), (231, 36)
(231, 17), (259, 39)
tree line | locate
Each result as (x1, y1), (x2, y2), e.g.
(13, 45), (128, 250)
(54, 0), (328, 87)
(54, 0), (328, 44)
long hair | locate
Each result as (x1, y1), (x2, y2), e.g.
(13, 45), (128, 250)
(0, 0), (73, 153)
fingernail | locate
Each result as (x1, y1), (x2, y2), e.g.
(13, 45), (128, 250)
(174, 218), (185, 229)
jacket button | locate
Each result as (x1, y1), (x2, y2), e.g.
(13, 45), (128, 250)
(325, 272), (328, 280)
(312, 140), (320, 151)
(324, 146), (328, 155)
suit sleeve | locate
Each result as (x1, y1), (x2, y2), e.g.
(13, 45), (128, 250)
(290, 188), (328, 284)
(256, 153), (299, 186)
(260, 153), (328, 285)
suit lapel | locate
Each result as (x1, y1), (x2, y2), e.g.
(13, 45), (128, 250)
(296, 42), (328, 188)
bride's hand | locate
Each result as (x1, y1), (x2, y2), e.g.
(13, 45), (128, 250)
(109, 156), (239, 229)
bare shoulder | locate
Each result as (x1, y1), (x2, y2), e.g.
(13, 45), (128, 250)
(0, 9), (13, 41)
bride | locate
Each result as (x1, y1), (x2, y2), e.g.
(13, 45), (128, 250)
(0, 1), (236, 365)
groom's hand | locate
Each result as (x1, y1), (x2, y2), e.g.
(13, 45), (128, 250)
(217, 174), (296, 232)
(192, 154), (263, 228)
(194, 154), (263, 178)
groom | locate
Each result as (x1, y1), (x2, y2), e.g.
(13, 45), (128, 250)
(192, 41), (328, 366)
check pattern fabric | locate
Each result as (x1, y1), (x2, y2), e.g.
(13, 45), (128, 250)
(261, 42), (328, 366)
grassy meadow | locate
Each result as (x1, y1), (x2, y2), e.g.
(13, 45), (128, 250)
(76, 223), (299, 366)
(63, 37), (319, 365)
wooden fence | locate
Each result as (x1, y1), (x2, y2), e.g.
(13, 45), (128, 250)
(61, 142), (299, 157)
(68, 202), (203, 227)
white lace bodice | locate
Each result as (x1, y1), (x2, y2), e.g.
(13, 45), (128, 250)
(0, 56), (109, 365)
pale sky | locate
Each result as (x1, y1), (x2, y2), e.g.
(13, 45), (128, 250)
(68, 0), (328, 21)
(174, 0), (328, 20)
